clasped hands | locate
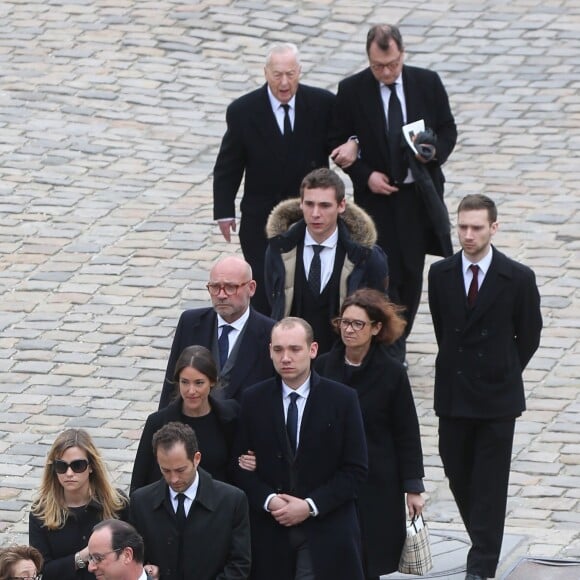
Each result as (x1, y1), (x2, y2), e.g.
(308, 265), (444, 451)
(267, 494), (310, 527)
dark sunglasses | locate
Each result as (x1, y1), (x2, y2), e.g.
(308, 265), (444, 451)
(53, 459), (89, 474)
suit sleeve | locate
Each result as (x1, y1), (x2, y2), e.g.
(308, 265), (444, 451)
(514, 266), (542, 370)
(389, 368), (425, 483)
(308, 388), (368, 517)
(216, 491), (252, 580)
(329, 80), (374, 193)
(365, 245), (389, 294)
(231, 399), (278, 512)
(159, 312), (187, 410)
(428, 72), (457, 167)
(130, 414), (159, 494)
(29, 512), (76, 580)
(213, 103), (246, 220)
(428, 264), (443, 346)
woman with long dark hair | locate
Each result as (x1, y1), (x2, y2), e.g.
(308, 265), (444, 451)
(130, 345), (239, 492)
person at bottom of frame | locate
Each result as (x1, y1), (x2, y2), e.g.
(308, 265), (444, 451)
(130, 422), (251, 580)
(233, 316), (368, 580)
(315, 288), (425, 579)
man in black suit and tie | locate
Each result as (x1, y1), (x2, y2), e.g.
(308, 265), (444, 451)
(428, 194), (542, 580)
(330, 24), (457, 355)
(130, 422), (251, 580)
(233, 317), (368, 580)
(158, 256), (275, 408)
(213, 43), (340, 314)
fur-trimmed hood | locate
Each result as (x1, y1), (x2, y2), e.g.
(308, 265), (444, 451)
(266, 198), (378, 248)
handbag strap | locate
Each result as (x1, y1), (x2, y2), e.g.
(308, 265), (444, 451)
(411, 513), (426, 533)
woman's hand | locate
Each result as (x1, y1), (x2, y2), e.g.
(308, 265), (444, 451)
(406, 492), (425, 519)
(238, 450), (257, 471)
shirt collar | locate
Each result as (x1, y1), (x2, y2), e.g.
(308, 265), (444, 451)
(169, 471), (199, 504)
(282, 375), (311, 399)
(462, 246), (493, 275)
(217, 305), (250, 332)
(267, 86), (297, 112)
(304, 227), (338, 249)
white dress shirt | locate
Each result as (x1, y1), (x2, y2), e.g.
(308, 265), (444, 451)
(461, 247), (493, 295)
(267, 86), (296, 134)
(303, 228), (339, 291)
(217, 306), (250, 359)
(169, 471), (199, 517)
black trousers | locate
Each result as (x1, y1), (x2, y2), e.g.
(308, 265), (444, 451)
(239, 214), (270, 316)
(438, 416), (516, 577)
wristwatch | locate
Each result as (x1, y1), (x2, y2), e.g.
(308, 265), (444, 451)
(75, 552), (86, 569)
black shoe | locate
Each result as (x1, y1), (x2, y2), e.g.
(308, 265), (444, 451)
(465, 573), (487, 580)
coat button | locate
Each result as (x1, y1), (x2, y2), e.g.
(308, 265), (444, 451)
(458, 347), (463, 353)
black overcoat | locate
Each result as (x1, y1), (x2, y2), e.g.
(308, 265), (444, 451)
(315, 342), (424, 575)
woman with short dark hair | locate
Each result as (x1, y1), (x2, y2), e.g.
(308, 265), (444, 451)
(315, 288), (425, 580)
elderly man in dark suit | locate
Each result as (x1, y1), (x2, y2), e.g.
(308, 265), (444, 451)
(158, 256), (275, 408)
(213, 43), (340, 314)
(233, 317), (368, 580)
(428, 194), (542, 580)
(330, 24), (457, 356)
(129, 422), (251, 580)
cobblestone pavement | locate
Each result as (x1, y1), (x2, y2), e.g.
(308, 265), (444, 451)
(1, 0), (579, 574)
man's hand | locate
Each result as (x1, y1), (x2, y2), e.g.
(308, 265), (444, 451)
(331, 139), (359, 169)
(218, 219), (236, 242)
(238, 450), (256, 471)
(406, 492), (425, 519)
(271, 494), (310, 527)
(368, 171), (399, 195)
(266, 495), (289, 512)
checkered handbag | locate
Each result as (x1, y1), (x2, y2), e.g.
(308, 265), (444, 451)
(398, 514), (433, 575)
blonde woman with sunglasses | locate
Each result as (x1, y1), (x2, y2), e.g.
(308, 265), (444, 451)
(29, 429), (128, 579)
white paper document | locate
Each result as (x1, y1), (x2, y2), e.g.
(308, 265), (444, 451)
(403, 119), (425, 154)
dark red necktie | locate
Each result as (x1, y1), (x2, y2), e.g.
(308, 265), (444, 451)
(467, 264), (479, 307)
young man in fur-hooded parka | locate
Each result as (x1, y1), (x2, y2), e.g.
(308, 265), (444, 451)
(264, 167), (388, 353)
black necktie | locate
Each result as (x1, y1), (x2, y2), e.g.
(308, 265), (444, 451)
(175, 493), (187, 532)
(281, 104), (292, 137)
(387, 83), (405, 183)
(286, 392), (299, 454)
(467, 264), (479, 307)
(218, 325), (233, 369)
(308, 245), (324, 294)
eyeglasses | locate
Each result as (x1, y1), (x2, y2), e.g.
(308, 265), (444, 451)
(9, 575), (41, 580)
(369, 53), (403, 72)
(332, 318), (375, 331)
(53, 459), (90, 474)
(88, 549), (122, 564)
(206, 281), (251, 296)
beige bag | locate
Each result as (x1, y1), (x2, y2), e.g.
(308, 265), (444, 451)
(398, 514), (433, 575)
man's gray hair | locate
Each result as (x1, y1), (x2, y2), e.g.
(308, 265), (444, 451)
(265, 43), (300, 67)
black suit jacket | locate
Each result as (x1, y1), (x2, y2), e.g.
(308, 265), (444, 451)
(232, 372), (367, 580)
(330, 65), (457, 260)
(213, 83), (335, 224)
(159, 307), (275, 408)
(428, 247), (542, 418)
(130, 469), (251, 580)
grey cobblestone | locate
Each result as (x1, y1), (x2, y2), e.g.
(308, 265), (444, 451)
(0, 0), (579, 576)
